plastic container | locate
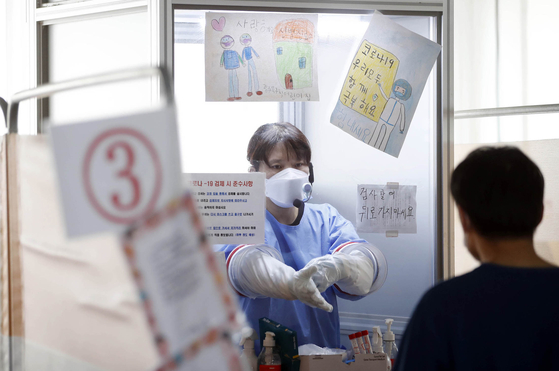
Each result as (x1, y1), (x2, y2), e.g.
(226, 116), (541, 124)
(361, 330), (372, 354)
(355, 332), (367, 354)
(240, 330), (258, 371)
(372, 327), (384, 354)
(257, 331), (282, 370)
(384, 319), (398, 369)
(348, 333), (361, 355)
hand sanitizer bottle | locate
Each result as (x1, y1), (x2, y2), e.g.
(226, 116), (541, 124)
(240, 331), (258, 371)
(257, 332), (281, 370)
(384, 319), (398, 369)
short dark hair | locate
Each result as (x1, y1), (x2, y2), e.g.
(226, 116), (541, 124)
(247, 122), (311, 171)
(450, 146), (544, 239)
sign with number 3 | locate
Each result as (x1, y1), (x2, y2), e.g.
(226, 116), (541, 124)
(51, 107), (182, 237)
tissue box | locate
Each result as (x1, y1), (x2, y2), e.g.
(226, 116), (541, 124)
(300, 353), (389, 371)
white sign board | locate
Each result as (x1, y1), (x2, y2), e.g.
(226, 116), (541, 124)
(356, 184), (417, 234)
(50, 107), (182, 237)
(122, 192), (242, 370)
(184, 173), (266, 244)
(205, 12), (319, 102)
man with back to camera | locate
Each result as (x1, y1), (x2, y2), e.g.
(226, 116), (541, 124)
(394, 146), (559, 370)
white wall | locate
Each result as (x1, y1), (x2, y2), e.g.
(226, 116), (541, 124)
(0, 0), (32, 133)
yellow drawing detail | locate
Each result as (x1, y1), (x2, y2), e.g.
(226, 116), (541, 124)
(339, 40), (399, 122)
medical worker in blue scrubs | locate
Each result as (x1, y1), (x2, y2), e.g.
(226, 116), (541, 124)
(222, 122), (387, 350)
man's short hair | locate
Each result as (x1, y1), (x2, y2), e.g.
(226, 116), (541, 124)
(450, 146), (544, 239)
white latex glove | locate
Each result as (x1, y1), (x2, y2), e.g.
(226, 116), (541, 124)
(289, 265), (334, 312)
(305, 250), (376, 296)
(231, 249), (333, 312)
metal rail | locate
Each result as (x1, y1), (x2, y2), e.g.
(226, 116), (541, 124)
(454, 103), (559, 120)
(0, 97), (7, 125)
(7, 65), (174, 134)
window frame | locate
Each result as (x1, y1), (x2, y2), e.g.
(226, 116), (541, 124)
(5, 0), (453, 369)
(164, 0), (453, 282)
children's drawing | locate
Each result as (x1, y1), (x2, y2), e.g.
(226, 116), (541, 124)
(205, 12), (319, 102)
(240, 33), (262, 96)
(272, 19), (314, 90)
(219, 35), (245, 101)
(211, 16), (226, 31)
(370, 79), (412, 150)
(339, 41), (400, 122)
(330, 11), (441, 157)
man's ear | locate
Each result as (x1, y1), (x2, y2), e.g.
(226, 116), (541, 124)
(457, 205), (472, 234)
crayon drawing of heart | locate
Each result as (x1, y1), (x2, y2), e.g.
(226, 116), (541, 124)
(211, 17), (226, 31)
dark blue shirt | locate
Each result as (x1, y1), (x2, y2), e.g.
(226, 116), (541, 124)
(394, 263), (559, 370)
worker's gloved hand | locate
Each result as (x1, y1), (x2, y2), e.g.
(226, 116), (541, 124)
(288, 265), (333, 312)
(227, 246), (333, 312)
(304, 250), (376, 296)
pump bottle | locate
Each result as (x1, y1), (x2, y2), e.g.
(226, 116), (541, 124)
(372, 326), (384, 354)
(384, 319), (398, 369)
(372, 326), (391, 371)
(257, 332), (281, 370)
(240, 333), (258, 371)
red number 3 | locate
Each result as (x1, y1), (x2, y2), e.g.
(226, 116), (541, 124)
(106, 141), (141, 211)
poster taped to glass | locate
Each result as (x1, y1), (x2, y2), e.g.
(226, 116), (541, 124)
(330, 11), (441, 157)
(205, 12), (319, 102)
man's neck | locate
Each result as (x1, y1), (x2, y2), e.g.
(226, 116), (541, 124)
(472, 234), (555, 268)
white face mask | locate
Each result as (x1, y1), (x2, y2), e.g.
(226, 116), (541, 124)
(265, 168), (313, 208)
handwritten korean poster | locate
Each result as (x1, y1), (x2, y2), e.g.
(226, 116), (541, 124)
(184, 173), (266, 244)
(356, 184), (417, 234)
(205, 12), (319, 102)
(330, 11), (441, 157)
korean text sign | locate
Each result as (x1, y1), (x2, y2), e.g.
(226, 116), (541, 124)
(184, 173), (266, 245)
(50, 107), (182, 237)
(122, 193), (242, 370)
(356, 184), (417, 234)
(330, 11), (441, 157)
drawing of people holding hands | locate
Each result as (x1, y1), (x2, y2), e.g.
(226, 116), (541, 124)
(369, 79), (412, 151)
(220, 35), (245, 101)
(240, 33), (263, 97)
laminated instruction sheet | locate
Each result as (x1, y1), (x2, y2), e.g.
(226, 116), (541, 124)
(184, 173), (266, 245)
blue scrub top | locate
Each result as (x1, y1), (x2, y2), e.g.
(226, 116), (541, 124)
(220, 203), (365, 352)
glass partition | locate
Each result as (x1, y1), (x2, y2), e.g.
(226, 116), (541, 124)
(174, 9), (280, 173)
(173, 6), (440, 347)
